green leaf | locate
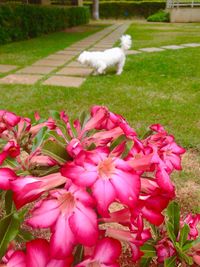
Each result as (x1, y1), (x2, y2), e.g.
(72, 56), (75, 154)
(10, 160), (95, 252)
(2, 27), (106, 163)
(140, 257), (152, 267)
(49, 110), (60, 120)
(179, 224), (190, 247)
(4, 190), (14, 215)
(121, 140), (133, 159)
(175, 242), (193, 265)
(17, 229), (34, 242)
(32, 126), (48, 152)
(4, 157), (19, 168)
(79, 110), (90, 128)
(73, 244), (84, 266)
(42, 140), (71, 164)
(110, 135), (126, 151)
(167, 201), (180, 238)
(166, 221), (176, 244)
(182, 240), (195, 252)
(164, 256), (176, 267)
(0, 211), (25, 259)
(141, 243), (156, 258)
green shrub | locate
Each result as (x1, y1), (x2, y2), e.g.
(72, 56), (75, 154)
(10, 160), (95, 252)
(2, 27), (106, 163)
(0, 4), (90, 44)
(147, 9), (169, 21)
(85, 1), (165, 18)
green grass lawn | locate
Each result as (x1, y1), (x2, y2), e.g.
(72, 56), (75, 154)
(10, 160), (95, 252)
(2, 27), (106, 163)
(0, 21), (199, 150)
(127, 22), (200, 49)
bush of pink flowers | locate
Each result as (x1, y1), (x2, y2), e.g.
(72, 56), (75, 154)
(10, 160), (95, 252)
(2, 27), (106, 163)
(0, 106), (199, 267)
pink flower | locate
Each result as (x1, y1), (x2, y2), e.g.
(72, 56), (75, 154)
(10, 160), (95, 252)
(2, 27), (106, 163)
(27, 185), (98, 259)
(90, 106), (136, 135)
(107, 216), (151, 262)
(62, 148), (140, 216)
(138, 178), (174, 226)
(100, 208), (131, 226)
(11, 172), (67, 209)
(0, 110), (20, 128)
(143, 124), (185, 173)
(75, 238), (121, 267)
(26, 149), (57, 168)
(181, 214), (200, 240)
(0, 140), (20, 165)
(1, 239), (73, 267)
(89, 106), (136, 138)
(30, 118), (56, 136)
(155, 238), (176, 263)
(0, 168), (17, 190)
(66, 138), (83, 158)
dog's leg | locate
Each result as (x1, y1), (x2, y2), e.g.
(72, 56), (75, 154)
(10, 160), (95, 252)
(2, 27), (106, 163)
(116, 58), (125, 75)
(97, 62), (107, 75)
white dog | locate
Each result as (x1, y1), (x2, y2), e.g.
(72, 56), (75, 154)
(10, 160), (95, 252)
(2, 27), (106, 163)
(77, 35), (132, 75)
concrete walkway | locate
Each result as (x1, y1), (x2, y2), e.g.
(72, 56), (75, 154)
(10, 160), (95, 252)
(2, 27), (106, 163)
(0, 22), (200, 87)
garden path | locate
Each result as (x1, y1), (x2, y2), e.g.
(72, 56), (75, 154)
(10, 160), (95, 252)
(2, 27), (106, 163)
(0, 22), (130, 87)
(0, 22), (200, 87)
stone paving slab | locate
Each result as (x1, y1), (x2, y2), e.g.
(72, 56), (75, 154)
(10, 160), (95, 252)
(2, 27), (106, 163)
(93, 45), (112, 49)
(17, 66), (55, 74)
(33, 59), (66, 67)
(45, 54), (72, 61)
(43, 75), (85, 87)
(88, 48), (105, 51)
(56, 50), (79, 56)
(70, 44), (89, 48)
(64, 47), (85, 52)
(57, 67), (93, 76)
(126, 50), (141, 55)
(161, 45), (185, 50)
(97, 42), (114, 46)
(182, 43), (200, 47)
(0, 74), (42, 85)
(0, 64), (18, 73)
(67, 61), (85, 68)
(139, 47), (165, 52)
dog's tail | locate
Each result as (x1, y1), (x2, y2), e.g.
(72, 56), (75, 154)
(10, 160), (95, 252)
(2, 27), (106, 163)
(120, 35), (132, 51)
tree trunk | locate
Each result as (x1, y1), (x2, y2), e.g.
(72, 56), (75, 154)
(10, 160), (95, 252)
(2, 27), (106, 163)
(92, 0), (99, 20)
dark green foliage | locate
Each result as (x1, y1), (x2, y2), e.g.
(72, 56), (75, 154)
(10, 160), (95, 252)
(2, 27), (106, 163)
(0, 3), (90, 44)
(147, 9), (170, 22)
(85, 1), (165, 18)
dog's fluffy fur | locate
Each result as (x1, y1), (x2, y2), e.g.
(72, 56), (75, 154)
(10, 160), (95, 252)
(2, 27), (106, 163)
(77, 35), (132, 75)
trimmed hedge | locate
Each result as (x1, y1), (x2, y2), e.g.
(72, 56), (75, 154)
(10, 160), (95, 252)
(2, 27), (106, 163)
(86, 1), (166, 18)
(0, 4), (90, 44)
(147, 9), (169, 21)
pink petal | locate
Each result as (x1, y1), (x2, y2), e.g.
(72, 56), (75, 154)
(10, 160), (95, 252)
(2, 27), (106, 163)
(111, 170), (140, 208)
(69, 203), (98, 246)
(26, 239), (50, 267)
(11, 177), (43, 209)
(50, 215), (75, 259)
(156, 168), (174, 193)
(27, 199), (60, 228)
(62, 163), (97, 187)
(0, 151), (8, 165)
(47, 257), (73, 267)
(141, 206), (164, 226)
(92, 178), (116, 216)
(0, 168), (17, 190)
(70, 185), (94, 207)
(7, 251), (26, 267)
(94, 238), (121, 264)
(3, 111), (20, 127)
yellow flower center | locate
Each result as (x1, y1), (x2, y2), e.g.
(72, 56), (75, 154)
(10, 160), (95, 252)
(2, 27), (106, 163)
(98, 158), (115, 180)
